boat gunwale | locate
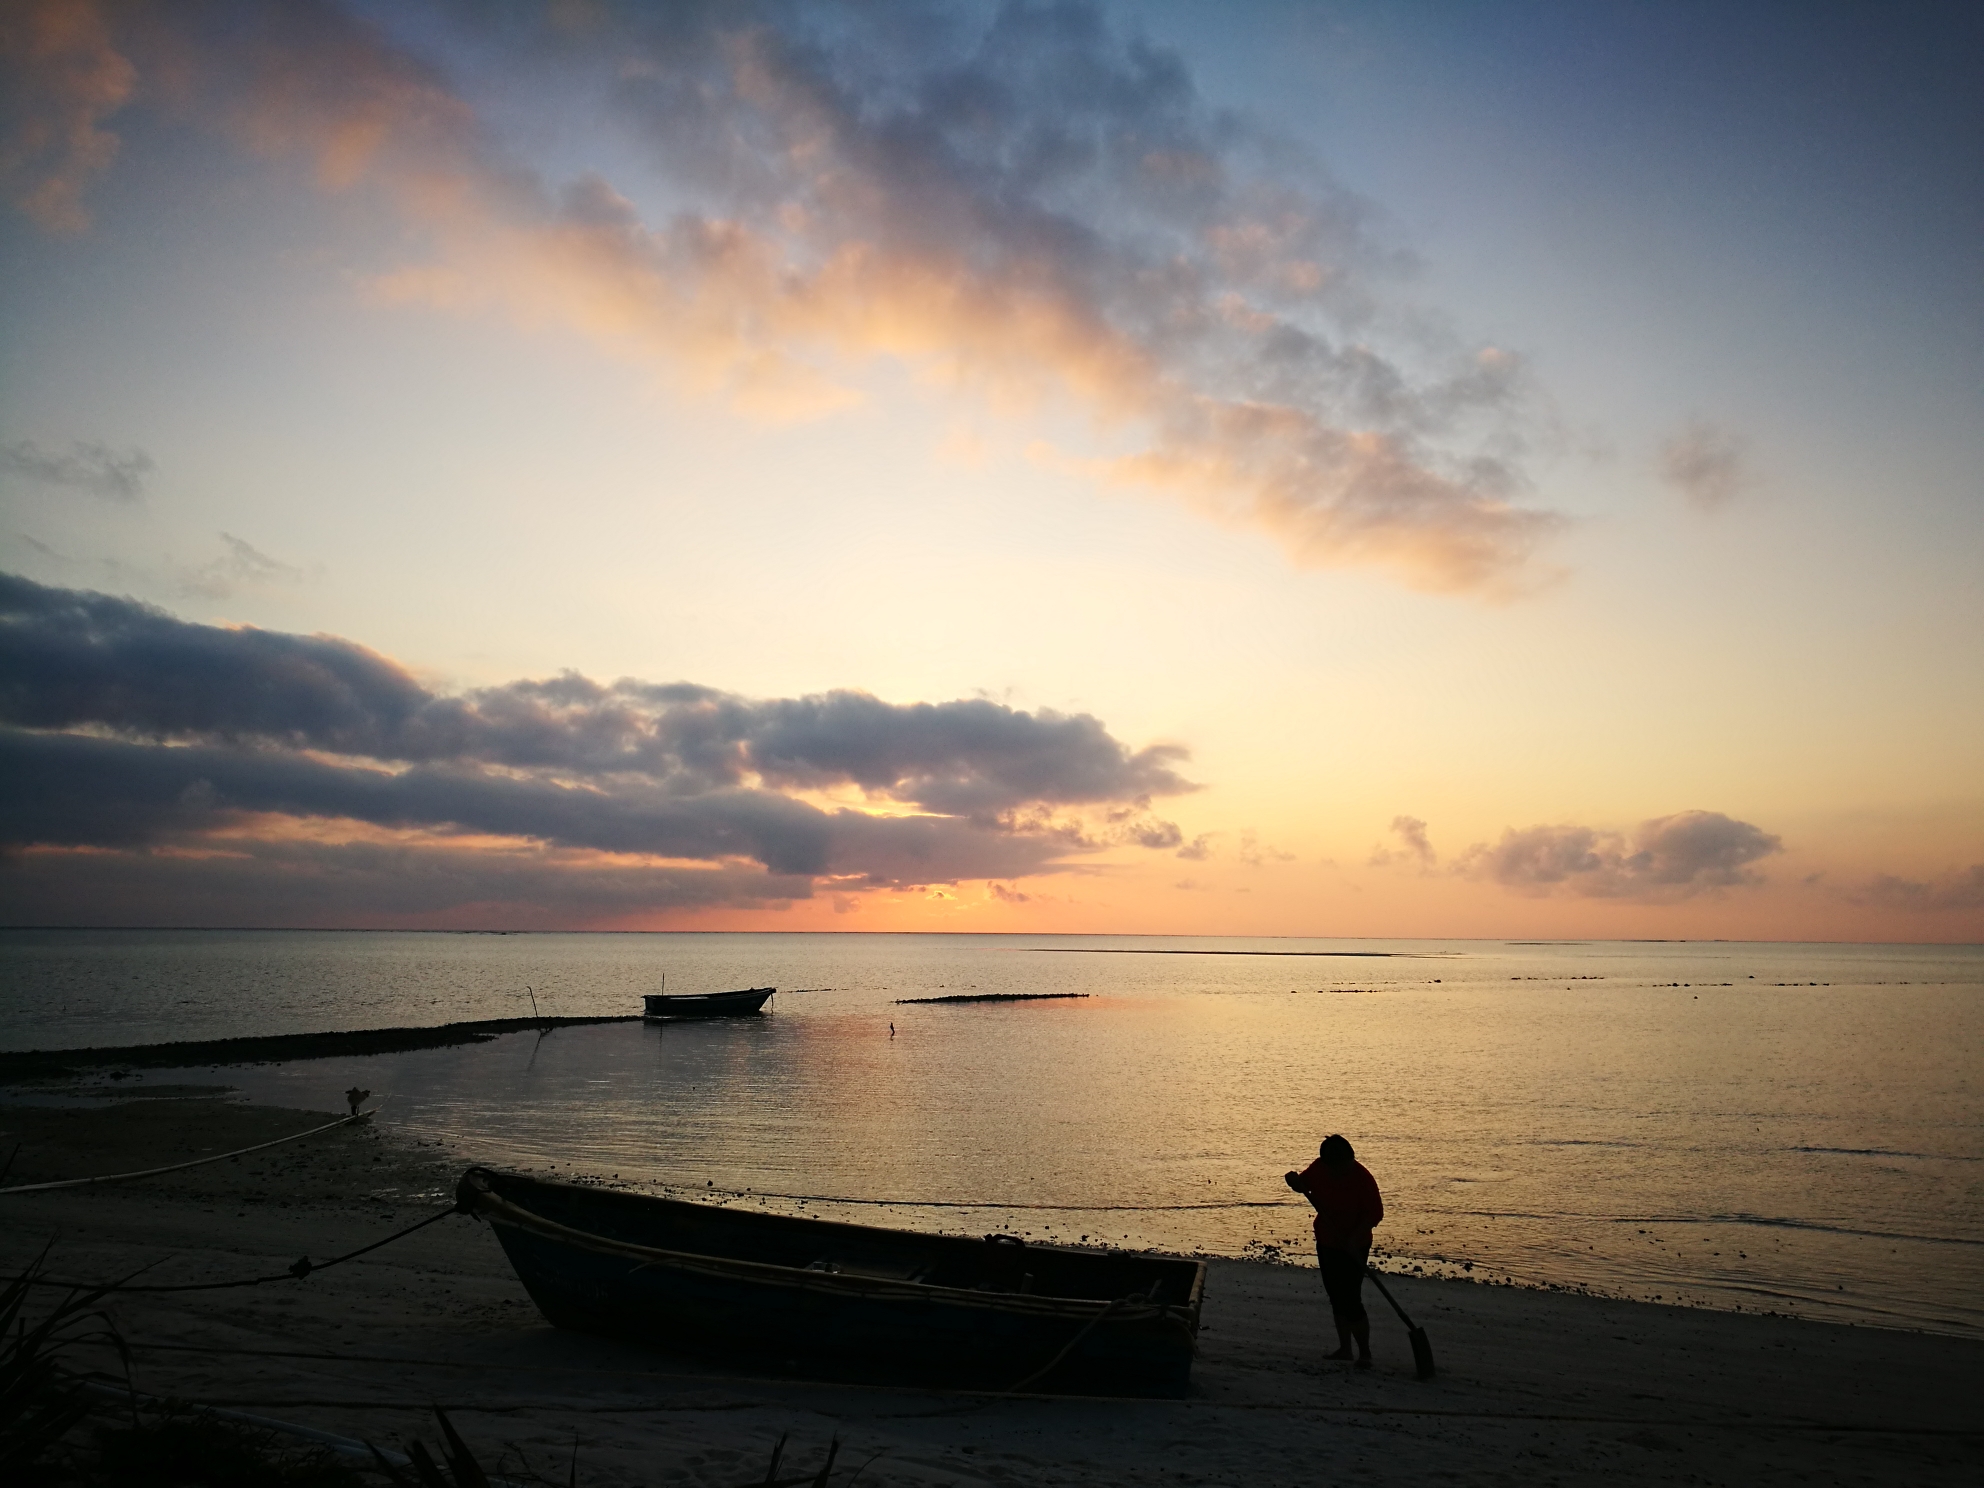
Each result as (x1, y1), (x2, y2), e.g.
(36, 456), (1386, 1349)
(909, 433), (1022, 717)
(459, 1168), (1202, 1327)
(641, 987), (775, 1019)
(643, 987), (773, 1004)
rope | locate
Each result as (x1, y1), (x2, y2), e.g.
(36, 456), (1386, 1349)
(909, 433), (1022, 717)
(5, 1203), (463, 1294)
(998, 1294), (1141, 1396)
(0, 1111), (373, 1195)
(669, 1184), (1300, 1213)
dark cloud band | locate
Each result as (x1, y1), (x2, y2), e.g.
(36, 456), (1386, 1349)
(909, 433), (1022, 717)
(0, 572), (1193, 814)
(0, 574), (1191, 916)
(0, 838), (814, 930)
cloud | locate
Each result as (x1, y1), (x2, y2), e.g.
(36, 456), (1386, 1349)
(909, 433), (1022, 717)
(0, 438), (153, 500)
(0, 573), (1195, 815)
(179, 533), (311, 599)
(0, 0), (135, 232)
(0, 572), (1194, 814)
(717, 689), (1195, 814)
(1176, 831), (1216, 861)
(1369, 813), (1434, 867)
(0, 837), (812, 930)
(0, 573), (1194, 916)
(1456, 810), (1781, 900)
(1848, 864), (1984, 914)
(1236, 829), (1294, 868)
(1658, 419), (1753, 512)
(1, 0), (1565, 596)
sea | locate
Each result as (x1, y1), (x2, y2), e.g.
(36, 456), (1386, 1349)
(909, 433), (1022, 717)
(1, 930), (1978, 1339)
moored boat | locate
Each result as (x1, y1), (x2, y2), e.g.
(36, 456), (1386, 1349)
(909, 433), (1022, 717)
(641, 987), (774, 1019)
(454, 1167), (1203, 1396)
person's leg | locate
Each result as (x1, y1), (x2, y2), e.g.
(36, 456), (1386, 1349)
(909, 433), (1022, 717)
(1318, 1250), (1357, 1359)
(1347, 1245), (1373, 1366)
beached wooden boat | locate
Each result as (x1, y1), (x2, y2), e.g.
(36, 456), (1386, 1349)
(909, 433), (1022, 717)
(641, 987), (774, 1019)
(455, 1167), (1204, 1397)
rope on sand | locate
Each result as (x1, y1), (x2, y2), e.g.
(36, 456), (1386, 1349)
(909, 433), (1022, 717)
(670, 1184), (1302, 1212)
(3, 1202), (463, 1295)
(0, 1111), (374, 1196)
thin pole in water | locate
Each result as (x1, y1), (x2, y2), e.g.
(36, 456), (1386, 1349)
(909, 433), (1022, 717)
(525, 985), (541, 1022)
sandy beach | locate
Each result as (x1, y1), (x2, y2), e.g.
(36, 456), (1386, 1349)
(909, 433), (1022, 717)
(2, 1093), (1977, 1487)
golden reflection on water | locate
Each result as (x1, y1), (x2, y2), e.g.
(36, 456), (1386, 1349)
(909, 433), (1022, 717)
(4, 932), (1980, 1336)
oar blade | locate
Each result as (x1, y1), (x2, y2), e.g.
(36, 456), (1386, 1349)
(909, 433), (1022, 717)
(1408, 1324), (1437, 1380)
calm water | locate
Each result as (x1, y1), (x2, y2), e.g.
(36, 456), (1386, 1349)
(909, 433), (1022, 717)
(2, 930), (1978, 1338)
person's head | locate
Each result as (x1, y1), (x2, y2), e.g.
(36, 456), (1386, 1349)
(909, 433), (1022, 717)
(1318, 1134), (1355, 1167)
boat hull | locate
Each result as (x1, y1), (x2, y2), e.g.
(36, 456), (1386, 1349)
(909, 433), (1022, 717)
(456, 1168), (1202, 1397)
(641, 988), (774, 1019)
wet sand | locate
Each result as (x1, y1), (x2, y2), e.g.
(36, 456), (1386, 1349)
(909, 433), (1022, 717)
(2, 1096), (1978, 1486)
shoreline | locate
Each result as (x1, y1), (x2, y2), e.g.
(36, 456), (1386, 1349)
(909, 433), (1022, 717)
(0, 1015), (640, 1080)
(3, 1022), (1973, 1345)
(1, 1094), (1978, 1485)
(7, 1031), (1976, 1349)
(6, 928), (1976, 944)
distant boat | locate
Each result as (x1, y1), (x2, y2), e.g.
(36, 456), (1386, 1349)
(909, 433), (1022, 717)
(456, 1166), (1204, 1396)
(641, 987), (774, 1019)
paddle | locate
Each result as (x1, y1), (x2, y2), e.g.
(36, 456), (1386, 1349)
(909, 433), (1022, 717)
(1366, 1268), (1437, 1379)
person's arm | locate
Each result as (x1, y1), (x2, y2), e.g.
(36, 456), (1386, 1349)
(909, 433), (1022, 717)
(1284, 1168), (1306, 1192)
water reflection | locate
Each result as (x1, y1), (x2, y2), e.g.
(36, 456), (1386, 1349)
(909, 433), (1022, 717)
(48, 935), (1972, 1342)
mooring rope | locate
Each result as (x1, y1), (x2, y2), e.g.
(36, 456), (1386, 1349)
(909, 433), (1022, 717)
(668, 1184), (1302, 1213)
(0, 1111), (374, 1196)
(997, 1294), (1142, 1396)
(5, 1202), (463, 1295)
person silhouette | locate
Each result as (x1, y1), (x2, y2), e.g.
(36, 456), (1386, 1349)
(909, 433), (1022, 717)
(344, 1086), (371, 1116)
(1285, 1133), (1384, 1369)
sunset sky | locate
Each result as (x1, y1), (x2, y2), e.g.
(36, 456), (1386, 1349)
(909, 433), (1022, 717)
(2, 0), (1978, 939)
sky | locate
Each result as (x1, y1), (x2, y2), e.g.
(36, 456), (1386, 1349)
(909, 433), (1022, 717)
(1, 0), (1978, 940)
